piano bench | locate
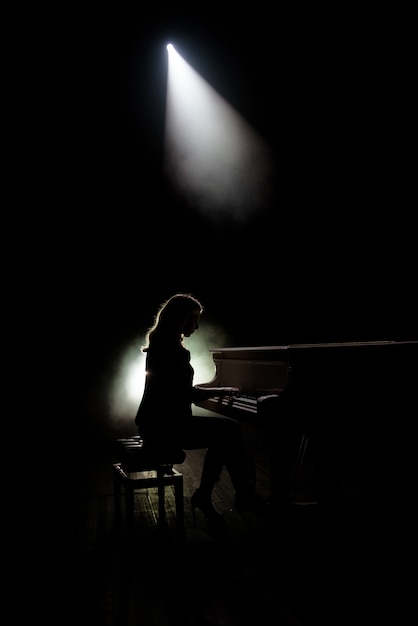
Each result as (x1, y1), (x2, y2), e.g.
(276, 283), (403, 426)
(112, 436), (186, 541)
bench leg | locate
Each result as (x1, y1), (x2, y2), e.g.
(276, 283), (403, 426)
(113, 462), (184, 541)
(157, 471), (167, 526)
(174, 476), (184, 541)
(125, 484), (135, 538)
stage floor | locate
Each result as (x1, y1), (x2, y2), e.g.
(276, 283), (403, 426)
(22, 434), (411, 626)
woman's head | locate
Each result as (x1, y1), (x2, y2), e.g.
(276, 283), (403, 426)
(144, 293), (203, 348)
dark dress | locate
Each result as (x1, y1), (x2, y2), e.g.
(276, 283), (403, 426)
(135, 338), (207, 446)
(135, 336), (250, 493)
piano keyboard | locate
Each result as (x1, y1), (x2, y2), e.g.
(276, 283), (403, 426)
(202, 394), (257, 415)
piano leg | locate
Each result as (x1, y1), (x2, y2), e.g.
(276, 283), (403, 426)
(258, 390), (339, 519)
(310, 425), (339, 519)
(258, 394), (295, 514)
(240, 422), (263, 490)
(268, 433), (294, 512)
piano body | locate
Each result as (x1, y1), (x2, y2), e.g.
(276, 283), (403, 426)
(197, 340), (418, 508)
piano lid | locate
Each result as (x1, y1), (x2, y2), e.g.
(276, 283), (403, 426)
(207, 340), (407, 356)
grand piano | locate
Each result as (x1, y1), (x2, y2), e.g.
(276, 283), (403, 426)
(197, 340), (418, 510)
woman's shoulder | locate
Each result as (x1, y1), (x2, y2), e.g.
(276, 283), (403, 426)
(148, 339), (190, 359)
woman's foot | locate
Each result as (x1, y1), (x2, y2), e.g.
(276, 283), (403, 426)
(190, 489), (225, 529)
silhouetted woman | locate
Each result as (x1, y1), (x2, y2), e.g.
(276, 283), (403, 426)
(135, 293), (267, 530)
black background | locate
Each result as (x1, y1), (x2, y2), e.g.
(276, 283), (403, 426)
(15, 8), (416, 443)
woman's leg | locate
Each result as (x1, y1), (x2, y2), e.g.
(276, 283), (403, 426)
(183, 415), (251, 497)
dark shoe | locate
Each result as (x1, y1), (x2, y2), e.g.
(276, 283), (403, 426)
(190, 489), (225, 529)
(234, 491), (271, 516)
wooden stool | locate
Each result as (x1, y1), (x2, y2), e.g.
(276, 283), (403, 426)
(112, 436), (185, 541)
